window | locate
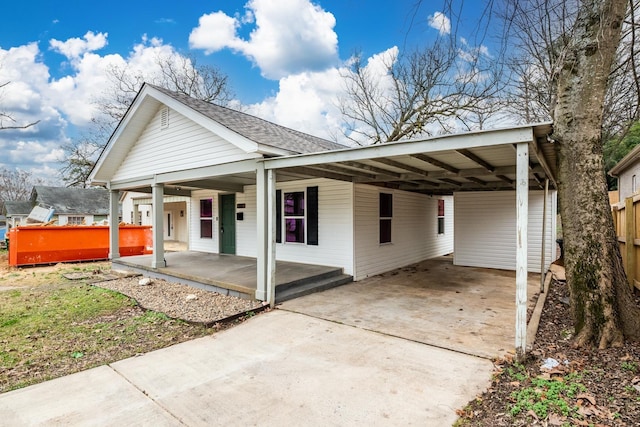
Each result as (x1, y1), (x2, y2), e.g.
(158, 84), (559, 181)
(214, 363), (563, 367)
(67, 216), (85, 225)
(379, 193), (392, 244)
(200, 198), (213, 238)
(276, 187), (318, 245)
(437, 199), (445, 235)
(284, 191), (305, 243)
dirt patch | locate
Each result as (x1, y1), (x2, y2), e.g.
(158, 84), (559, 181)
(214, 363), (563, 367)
(456, 279), (640, 426)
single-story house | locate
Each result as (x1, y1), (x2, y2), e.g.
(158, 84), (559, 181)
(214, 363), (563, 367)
(89, 83), (558, 355)
(2, 201), (33, 229)
(29, 186), (113, 225)
(609, 144), (640, 200)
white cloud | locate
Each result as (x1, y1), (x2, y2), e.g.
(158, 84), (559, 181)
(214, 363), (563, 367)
(428, 12), (451, 35)
(189, 11), (240, 53)
(49, 31), (108, 61)
(189, 0), (339, 79)
(246, 67), (346, 141)
(0, 34), (203, 182)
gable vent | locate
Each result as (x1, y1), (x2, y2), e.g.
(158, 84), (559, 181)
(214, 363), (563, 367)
(160, 106), (170, 129)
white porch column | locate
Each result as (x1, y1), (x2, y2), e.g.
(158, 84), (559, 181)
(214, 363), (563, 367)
(151, 183), (166, 268)
(255, 164), (268, 301)
(515, 142), (529, 360)
(267, 169), (277, 307)
(108, 188), (120, 259)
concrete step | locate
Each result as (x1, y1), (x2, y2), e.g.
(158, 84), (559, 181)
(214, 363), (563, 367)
(275, 273), (353, 303)
(277, 268), (345, 293)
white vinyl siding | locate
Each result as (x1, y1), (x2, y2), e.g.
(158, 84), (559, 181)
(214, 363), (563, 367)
(453, 191), (557, 273)
(112, 107), (260, 182)
(618, 159), (640, 199)
(235, 179), (354, 275)
(354, 185), (454, 280)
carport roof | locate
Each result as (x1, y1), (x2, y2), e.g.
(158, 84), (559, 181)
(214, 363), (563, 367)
(265, 122), (556, 195)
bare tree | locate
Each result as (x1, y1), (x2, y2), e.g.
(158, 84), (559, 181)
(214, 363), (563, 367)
(0, 167), (43, 212)
(0, 81), (40, 131)
(552, 0), (640, 347)
(339, 37), (501, 145)
(98, 53), (233, 127)
(61, 53), (233, 187)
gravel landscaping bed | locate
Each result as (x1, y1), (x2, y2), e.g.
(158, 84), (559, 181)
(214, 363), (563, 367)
(94, 276), (264, 325)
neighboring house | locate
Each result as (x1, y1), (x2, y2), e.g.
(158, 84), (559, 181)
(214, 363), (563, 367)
(609, 145), (640, 200)
(29, 186), (113, 225)
(2, 201), (33, 229)
(89, 83), (558, 303)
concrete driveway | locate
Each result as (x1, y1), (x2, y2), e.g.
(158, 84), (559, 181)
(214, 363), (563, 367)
(0, 256), (537, 426)
(0, 309), (493, 426)
(282, 255), (541, 359)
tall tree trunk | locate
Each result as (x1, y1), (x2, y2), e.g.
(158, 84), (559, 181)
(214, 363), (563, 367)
(553, 0), (640, 348)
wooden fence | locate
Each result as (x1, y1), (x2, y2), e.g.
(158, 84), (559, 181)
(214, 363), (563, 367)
(612, 195), (640, 291)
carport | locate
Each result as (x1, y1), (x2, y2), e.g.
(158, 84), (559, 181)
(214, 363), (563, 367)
(258, 123), (557, 359)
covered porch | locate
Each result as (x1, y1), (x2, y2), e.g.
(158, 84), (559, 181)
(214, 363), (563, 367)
(112, 251), (352, 301)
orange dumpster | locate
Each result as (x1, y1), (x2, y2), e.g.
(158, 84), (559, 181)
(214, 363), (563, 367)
(8, 225), (153, 267)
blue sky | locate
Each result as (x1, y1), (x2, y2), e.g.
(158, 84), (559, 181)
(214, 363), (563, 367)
(0, 0), (488, 182)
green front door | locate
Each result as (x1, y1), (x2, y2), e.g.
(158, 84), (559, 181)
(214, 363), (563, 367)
(219, 194), (236, 254)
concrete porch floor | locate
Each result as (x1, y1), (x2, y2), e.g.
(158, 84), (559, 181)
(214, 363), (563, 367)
(113, 251), (344, 299)
(281, 255), (542, 360)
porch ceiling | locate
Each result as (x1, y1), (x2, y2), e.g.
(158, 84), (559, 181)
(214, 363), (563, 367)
(263, 123), (556, 195)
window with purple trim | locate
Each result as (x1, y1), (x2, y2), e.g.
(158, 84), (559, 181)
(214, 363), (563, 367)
(284, 191), (305, 243)
(200, 198), (213, 238)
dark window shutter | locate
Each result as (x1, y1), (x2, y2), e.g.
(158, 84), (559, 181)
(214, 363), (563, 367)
(276, 190), (282, 243)
(307, 186), (318, 245)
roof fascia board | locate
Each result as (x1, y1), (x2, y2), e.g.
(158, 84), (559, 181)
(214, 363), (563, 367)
(610, 143), (640, 176)
(263, 126), (535, 170)
(155, 159), (259, 184)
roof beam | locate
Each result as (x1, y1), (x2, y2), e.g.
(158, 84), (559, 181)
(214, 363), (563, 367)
(285, 166), (355, 182)
(370, 158), (431, 177)
(456, 149), (495, 172)
(338, 161), (403, 179)
(308, 163), (377, 179)
(529, 139), (557, 187)
(410, 154), (460, 174)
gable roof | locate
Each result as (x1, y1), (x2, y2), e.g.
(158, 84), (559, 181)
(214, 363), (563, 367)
(2, 201), (33, 216)
(149, 85), (346, 154)
(31, 186), (110, 215)
(90, 83), (346, 184)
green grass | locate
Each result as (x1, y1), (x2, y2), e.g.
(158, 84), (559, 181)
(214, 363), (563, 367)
(507, 365), (587, 420)
(0, 282), (211, 392)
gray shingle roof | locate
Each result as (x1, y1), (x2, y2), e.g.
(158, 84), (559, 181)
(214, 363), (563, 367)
(149, 84), (347, 154)
(31, 186), (110, 215)
(2, 201), (33, 216)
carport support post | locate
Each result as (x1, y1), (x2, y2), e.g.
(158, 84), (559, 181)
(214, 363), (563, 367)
(540, 178), (549, 292)
(516, 142), (529, 361)
(108, 188), (120, 259)
(151, 183), (166, 268)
